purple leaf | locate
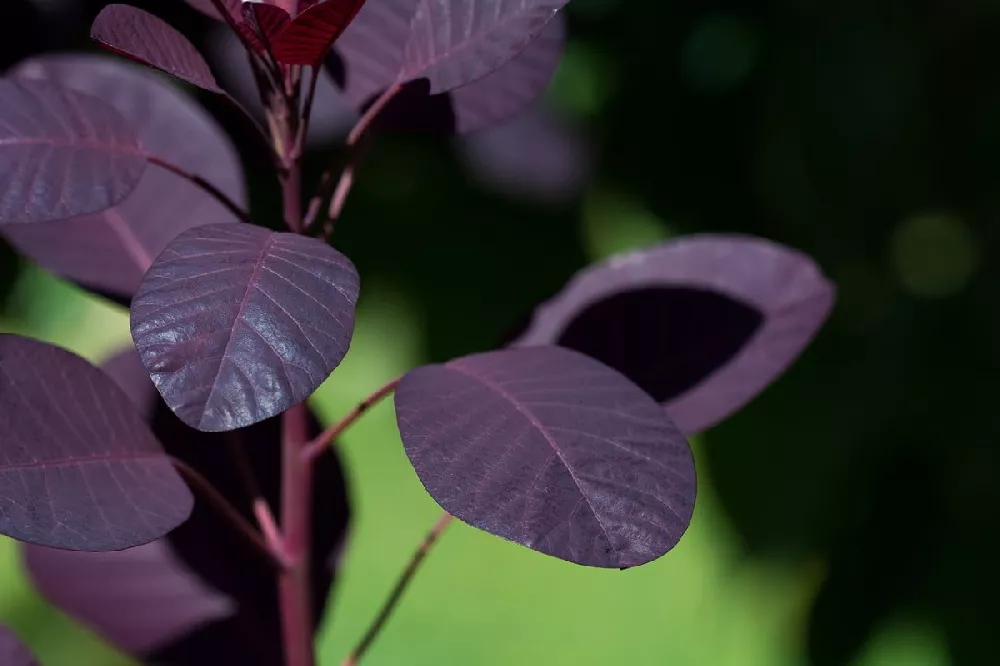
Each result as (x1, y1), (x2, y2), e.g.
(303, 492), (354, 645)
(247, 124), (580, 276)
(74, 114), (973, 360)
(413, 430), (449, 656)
(92, 4), (222, 92)
(270, 0), (368, 65)
(35, 346), (349, 665)
(131, 223), (360, 432)
(395, 345), (697, 568)
(0, 623), (37, 666)
(332, 1), (564, 133)
(0, 78), (147, 225)
(185, 0), (242, 22)
(513, 235), (836, 434)
(0, 335), (193, 551)
(22, 540), (233, 655)
(401, 0), (567, 94)
(240, 2), (292, 53)
(2, 54), (245, 301)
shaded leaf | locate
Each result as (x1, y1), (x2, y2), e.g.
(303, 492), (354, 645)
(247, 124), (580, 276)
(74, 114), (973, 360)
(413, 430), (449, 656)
(92, 4), (222, 92)
(513, 235), (836, 434)
(185, 0), (242, 22)
(35, 346), (350, 665)
(395, 345), (697, 568)
(0, 334), (193, 551)
(401, 0), (568, 94)
(131, 223), (360, 432)
(240, 2), (291, 53)
(0, 78), (147, 225)
(332, 1), (564, 133)
(2, 54), (245, 302)
(271, 0), (368, 65)
(22, 540), (233, 656)
(0, 623), (38, 666)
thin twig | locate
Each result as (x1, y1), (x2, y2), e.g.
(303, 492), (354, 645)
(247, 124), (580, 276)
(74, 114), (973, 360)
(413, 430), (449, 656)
(147, 156), (254, 225)
(294, 65), (322, 158)
(302, 376), (401, 462)
(341, 512), (456, 666)
(171, 457), (284, 569)
(304, 82), (405, 233)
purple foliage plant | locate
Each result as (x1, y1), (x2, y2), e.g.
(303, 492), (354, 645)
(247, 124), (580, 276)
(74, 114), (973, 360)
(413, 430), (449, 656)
(0, 1), (835, 664)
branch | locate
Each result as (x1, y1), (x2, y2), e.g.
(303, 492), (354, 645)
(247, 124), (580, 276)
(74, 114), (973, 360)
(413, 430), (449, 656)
(341, 512), (455, 666)
(293, 66), (322, 158)
(304, 82), (404, 233)
(302, 376), (401, 461)
(147, 156), (254, 225)
(171, 457), (284, 569)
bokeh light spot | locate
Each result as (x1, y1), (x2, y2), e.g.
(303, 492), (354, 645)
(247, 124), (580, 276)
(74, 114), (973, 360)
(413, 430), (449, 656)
(889, 213), (980, 298)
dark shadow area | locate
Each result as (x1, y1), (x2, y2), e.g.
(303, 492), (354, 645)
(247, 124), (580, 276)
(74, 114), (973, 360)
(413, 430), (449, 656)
(556, 287), (764, 402)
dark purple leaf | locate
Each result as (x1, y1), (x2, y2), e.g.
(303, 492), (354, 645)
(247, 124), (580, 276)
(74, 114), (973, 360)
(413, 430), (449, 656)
(240, 2), (292, 53)
(2, 54), (245, 301)
(92, 4), (222, 92)
(0, 623), (37, 666)
(270, 0), (368, 65)
(22, 540), (233, 655)
(332, 1), (564, 133)
(395, 345), (697, 568)
(0, 334), (193, 551)
(512, 235), (836, 434)
(185, 0), (242, 22)
(400, 0), (567, 94)
(459, 102), (591, 201)
(0, 78), (146, 225)
(26, 346), (350, 665)
(131, 223), (360, 432)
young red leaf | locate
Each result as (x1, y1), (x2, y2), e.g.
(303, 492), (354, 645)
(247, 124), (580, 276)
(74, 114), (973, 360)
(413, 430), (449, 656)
(0, 623), (37, 666)
(513, 235), (836, 434)
(240, 2), (292, 53)
(22, 540), (233, 656)
(395, 345), (697, 568)
(401, 0), (567, 94)
(0, 335), (193, 551)
(1, 54), (245, 302)
(185, 0), (242, 22)
(270, 0), (368, 65)
(25, 346), (350, 665)
(92, 4), (222, 92)
(131, 223), (360, 432)
(0, 78), (147, 225)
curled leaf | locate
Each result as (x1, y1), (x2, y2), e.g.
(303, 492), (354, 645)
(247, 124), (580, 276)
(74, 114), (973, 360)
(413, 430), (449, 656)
(271, 0), (368, 65)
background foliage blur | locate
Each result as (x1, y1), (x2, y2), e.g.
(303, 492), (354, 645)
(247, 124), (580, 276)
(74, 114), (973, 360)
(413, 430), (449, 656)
(1, 0), (997, 664)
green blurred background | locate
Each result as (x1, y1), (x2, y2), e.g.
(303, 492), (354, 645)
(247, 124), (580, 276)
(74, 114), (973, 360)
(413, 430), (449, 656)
(1, 0), (998, 664)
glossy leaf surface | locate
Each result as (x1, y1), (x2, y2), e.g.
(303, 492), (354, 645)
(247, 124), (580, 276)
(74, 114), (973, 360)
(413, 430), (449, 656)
(395, 345), (697, 568)
(25, 347), (350, 665)
(0, 78), (146, 225)
(271, 0), (367, 65)
(513, 235), (836, 434)
(2, 54), (245, 301)
(0, 335), (193, 550)
(0, 623), (37, 666)
(402, 0), (567, 94)
(131, 223), (360, 432)
(92, 4), (222, 92)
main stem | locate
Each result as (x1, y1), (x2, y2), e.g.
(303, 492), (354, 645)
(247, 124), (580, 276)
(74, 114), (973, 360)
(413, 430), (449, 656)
(279, 156), (315, 666)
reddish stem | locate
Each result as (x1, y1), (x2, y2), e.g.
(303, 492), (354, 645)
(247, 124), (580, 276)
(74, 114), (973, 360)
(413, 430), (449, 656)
(280, 403), (316, 666)
(301, 376), (401, 461)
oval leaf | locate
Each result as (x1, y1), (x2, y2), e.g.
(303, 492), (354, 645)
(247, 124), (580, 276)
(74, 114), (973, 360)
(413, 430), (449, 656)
(0, 78), (147, 225)
(92, 4), (222, 92)
(0, 623), (37, 666)
(395, 345), (697, 568)
(2, 54), (246, 301)
(401, 0), (567, 94)
(131, 223), (360, 432)
(22, 540), (234, 655)
(513, 235), (836, 434)
(270, 0), (367, 65)
(0, 335), (193, 550)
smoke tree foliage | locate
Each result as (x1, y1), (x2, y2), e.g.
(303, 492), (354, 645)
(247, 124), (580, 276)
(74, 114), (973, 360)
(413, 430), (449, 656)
(0, 0), (834, 664)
